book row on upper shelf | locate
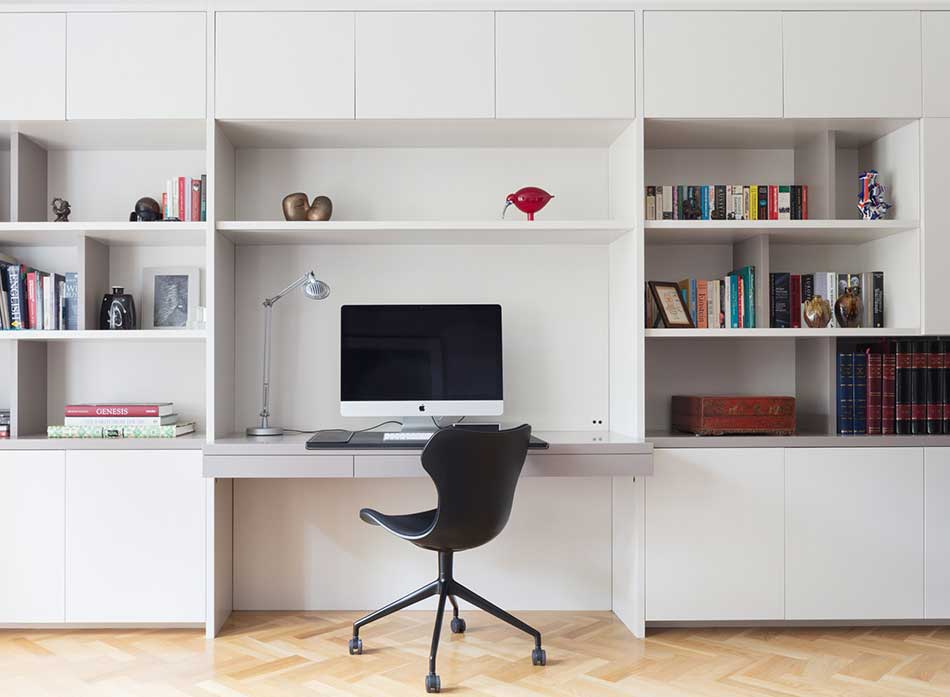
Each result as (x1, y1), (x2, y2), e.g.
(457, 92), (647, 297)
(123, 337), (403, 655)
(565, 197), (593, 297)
(1, 409), (9, 440)
(646, 267), (756, 329)
(158, 175), (207, 222)
(0, 253), (79, 331)
(47, 402), (195, 439)
(770, 271), (884, 329)
(837, 338), (950, 437)
(645, 184), (808, 221)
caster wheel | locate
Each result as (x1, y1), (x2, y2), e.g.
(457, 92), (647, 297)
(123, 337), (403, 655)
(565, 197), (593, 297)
(348, 637), (363, 655)
(425, 673), (441, 693)
(532, 648), (547, 666)
(450, 617), (466, 634)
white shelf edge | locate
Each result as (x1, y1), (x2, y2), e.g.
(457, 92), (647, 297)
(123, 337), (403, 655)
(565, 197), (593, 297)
(0, 330), (207, 342)
(0, 433), (207, 451)
(644, 328), (921, 338)
(0, 222), (208, 232)
(216, 220), (634, 231)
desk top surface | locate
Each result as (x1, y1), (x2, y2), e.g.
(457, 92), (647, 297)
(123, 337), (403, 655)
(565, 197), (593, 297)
(204, 430), (651, 457)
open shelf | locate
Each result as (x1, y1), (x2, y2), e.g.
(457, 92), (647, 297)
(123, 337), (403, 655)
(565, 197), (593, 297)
(0, 329), (206, 342)
(644, 219), (919, 245)
(4, 119), (207, 151)
(0, 221), (207, 247)
(645, 327), (920, 338)
(216, 220), (633, 246)
(646, 430), (950, 448)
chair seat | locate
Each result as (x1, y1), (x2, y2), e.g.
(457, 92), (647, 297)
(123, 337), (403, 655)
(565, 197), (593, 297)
(359, 507), (437, 539)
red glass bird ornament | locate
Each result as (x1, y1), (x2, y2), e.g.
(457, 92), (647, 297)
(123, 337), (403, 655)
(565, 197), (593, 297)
(502, 187), (554, 221)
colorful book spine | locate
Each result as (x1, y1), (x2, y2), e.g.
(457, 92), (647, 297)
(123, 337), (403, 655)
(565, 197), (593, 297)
(789, 274), (802, 328)
(757, 185), (769, 220)
(48, 425), (111, 439)
(63, 415), (176, 427)
(927, 339), (944, 434)
(778, 185), (791, 220)
(64, 405), (167, 417)
(837, 352), (854, 435)
(696, 280), (708, 329)
(867, 349), (883, 435)
(200, 174), (208, 221)
(123, 424), (193, 438)
(943, 339), (950, 435)
(895, 341), (913, 434)
(852, 351), (867, 435)
(882, 346), (897, 435)
(770, 272), (790, 328)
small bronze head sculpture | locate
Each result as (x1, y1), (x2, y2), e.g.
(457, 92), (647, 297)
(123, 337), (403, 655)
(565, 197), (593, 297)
(129, 197), (163, 222)
(282, 193), (333, 221)
(51, 198), (71, 223)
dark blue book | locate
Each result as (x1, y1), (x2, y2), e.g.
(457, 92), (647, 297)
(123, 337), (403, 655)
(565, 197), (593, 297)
(63, 272), (79, 331)
(852, 351), (867, 435)
(770, 272), (790, 328)
(837, 352), (854, 435)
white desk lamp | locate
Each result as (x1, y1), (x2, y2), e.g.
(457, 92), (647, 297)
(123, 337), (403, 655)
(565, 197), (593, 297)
(247, 270), (331, 436)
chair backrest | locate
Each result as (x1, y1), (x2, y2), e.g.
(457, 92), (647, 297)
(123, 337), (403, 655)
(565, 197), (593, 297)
(419, 424), (532, 552)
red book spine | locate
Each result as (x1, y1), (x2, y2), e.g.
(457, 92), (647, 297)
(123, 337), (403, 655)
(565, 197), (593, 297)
(928, 349), (944, 423)
(178, 176), (186, 220)
(802, 185), (808, 220)
(26, 271), (37, 329)
(867, 351), (883, 435)
(912, 349), (928, 426)
(769, 185), (778, 220)
(191, 180), (201, 222)
(790, 274), (801, 328)
(882, 350), (897, 434)
(65, 405), (161, 417)
(162, 192), (167, 218)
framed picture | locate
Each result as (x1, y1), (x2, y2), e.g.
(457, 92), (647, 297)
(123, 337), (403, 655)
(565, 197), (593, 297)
(142, 267), (200, 329)
(648, 281), (694, 329)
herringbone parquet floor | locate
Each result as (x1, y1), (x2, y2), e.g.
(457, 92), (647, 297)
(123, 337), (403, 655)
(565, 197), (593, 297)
(2, 611), (950, 696)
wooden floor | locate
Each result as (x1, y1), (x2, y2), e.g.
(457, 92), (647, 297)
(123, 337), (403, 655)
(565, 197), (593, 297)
(2, 612), (950, 696)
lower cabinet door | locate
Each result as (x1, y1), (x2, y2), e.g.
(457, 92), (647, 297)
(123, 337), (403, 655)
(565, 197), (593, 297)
(925, 448), (950, 619)
(65, 450), (205, 623)
(646, 448), (785, 621)
(0, 451), (65, 623)
(786, 447), (924, 620)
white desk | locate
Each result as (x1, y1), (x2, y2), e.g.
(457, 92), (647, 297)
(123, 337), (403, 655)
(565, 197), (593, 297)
(203, 432), (652, 639)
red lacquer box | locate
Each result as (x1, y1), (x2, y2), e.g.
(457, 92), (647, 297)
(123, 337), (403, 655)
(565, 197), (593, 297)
(671, 396), (796, 436)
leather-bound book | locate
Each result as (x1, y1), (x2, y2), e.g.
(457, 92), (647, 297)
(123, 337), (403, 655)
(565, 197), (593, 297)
(882, 343), (897, 435)
(866, 348), (883, 436)
(895, 341), (912, 435)
(927, 339), (944, 434)
(912, 340), (928, 434)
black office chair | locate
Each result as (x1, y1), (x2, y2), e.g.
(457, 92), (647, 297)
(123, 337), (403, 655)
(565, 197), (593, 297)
(348, 424), (545, 693)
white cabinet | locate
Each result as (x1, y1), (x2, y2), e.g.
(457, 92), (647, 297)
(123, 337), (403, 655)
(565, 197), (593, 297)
(644, 12), (782, 118)
(66, 12), (205, 119)
(783, 12), (921, 118)
(922, 119), (950, 334)
(216, 12), (354, 119)
(0, 451), (65, 623)
(65, 450), (205, 623)
(0, 14), (66, 120)
(923, 13), (950, 116)
(646, 449), (785, 621)
(495, 12), (635, 118)
(785, 448), (923, 620)
(925, 449), (950, 618)
(356, 12), (493, 119)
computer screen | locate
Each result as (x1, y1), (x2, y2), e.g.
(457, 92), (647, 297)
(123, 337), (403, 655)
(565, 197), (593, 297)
(340, 304), (503, 416)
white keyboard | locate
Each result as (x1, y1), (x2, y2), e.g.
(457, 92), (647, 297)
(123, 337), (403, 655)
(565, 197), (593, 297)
(382, 432), (435, 442)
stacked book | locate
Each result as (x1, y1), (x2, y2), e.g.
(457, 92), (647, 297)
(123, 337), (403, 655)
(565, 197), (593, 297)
(47, 403), (196, 439)
(837, 338), (950, 436)
(163, 175), (207, 222)
(1, 253), (79, 330)
(769, 271), (884, 329)
(0, 409), (9, 439)
(645, 184), (808, 221)
(647, 266), (756, 329)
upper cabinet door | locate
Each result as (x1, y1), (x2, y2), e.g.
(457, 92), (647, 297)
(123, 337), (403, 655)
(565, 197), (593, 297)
(216, 12), (354, 119)
(644, 12), (782, 118)
(783, 12), (921, 118)
(356, 12), (493, 119)
(0, 13), (65, 120)
(67, 12), (205, 119)
(496, 11), (635, 118)
(923, 12), (950, 116)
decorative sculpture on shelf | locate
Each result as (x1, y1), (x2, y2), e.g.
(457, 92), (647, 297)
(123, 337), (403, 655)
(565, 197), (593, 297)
(51, 198), (71, 222)
(282, 193), (333, 221)
(98, 286), (137, 330)
(803, 295), (832, 328)
(129, 197), (163, 222)
(834, 286), (864, 328)
(857, 169), (891, 220)
(502, 187), (553, 221)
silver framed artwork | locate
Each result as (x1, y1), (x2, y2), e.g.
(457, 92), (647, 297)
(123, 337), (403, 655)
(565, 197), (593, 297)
(142, 267), (200, 329)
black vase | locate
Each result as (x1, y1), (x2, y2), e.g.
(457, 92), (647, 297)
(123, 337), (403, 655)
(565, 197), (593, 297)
(99, 287), (137, 330)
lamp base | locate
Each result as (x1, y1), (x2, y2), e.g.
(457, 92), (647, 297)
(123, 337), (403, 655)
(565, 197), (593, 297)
(246, 426), (284, 436)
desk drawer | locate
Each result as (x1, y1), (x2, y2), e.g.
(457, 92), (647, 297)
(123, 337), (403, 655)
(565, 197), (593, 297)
(353, 452), (654, 478)
(203, 455), (352, 478)
(355, 455), (425, 478)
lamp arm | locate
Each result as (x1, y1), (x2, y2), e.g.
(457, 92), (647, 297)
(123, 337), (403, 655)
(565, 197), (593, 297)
(257, 301), (274, 428)
(264, 272), (313, 307)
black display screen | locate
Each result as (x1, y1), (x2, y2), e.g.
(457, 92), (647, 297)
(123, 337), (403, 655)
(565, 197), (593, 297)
(341, 305), (503, 402)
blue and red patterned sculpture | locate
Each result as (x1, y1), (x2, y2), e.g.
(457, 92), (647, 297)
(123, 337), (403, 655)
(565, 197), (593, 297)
(858, 170), (891, 220)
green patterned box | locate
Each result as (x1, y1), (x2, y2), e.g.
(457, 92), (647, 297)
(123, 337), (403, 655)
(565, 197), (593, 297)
(123, 425), (179, 438)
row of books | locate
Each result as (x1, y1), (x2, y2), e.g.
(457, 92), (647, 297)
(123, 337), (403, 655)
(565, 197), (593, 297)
(645, 184), (809, 221)
(837, 339), (950, 436)
(163, 175), (208, 222)
(47, 402), (195, 439)
(0, 409), (9, 439)
(647, 266), (757, 328)
(770, 271), (884, 329)
(0, 254), (79, 330)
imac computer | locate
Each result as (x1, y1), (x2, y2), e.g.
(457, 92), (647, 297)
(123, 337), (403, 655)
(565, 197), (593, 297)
(341, 304), (503, 438)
